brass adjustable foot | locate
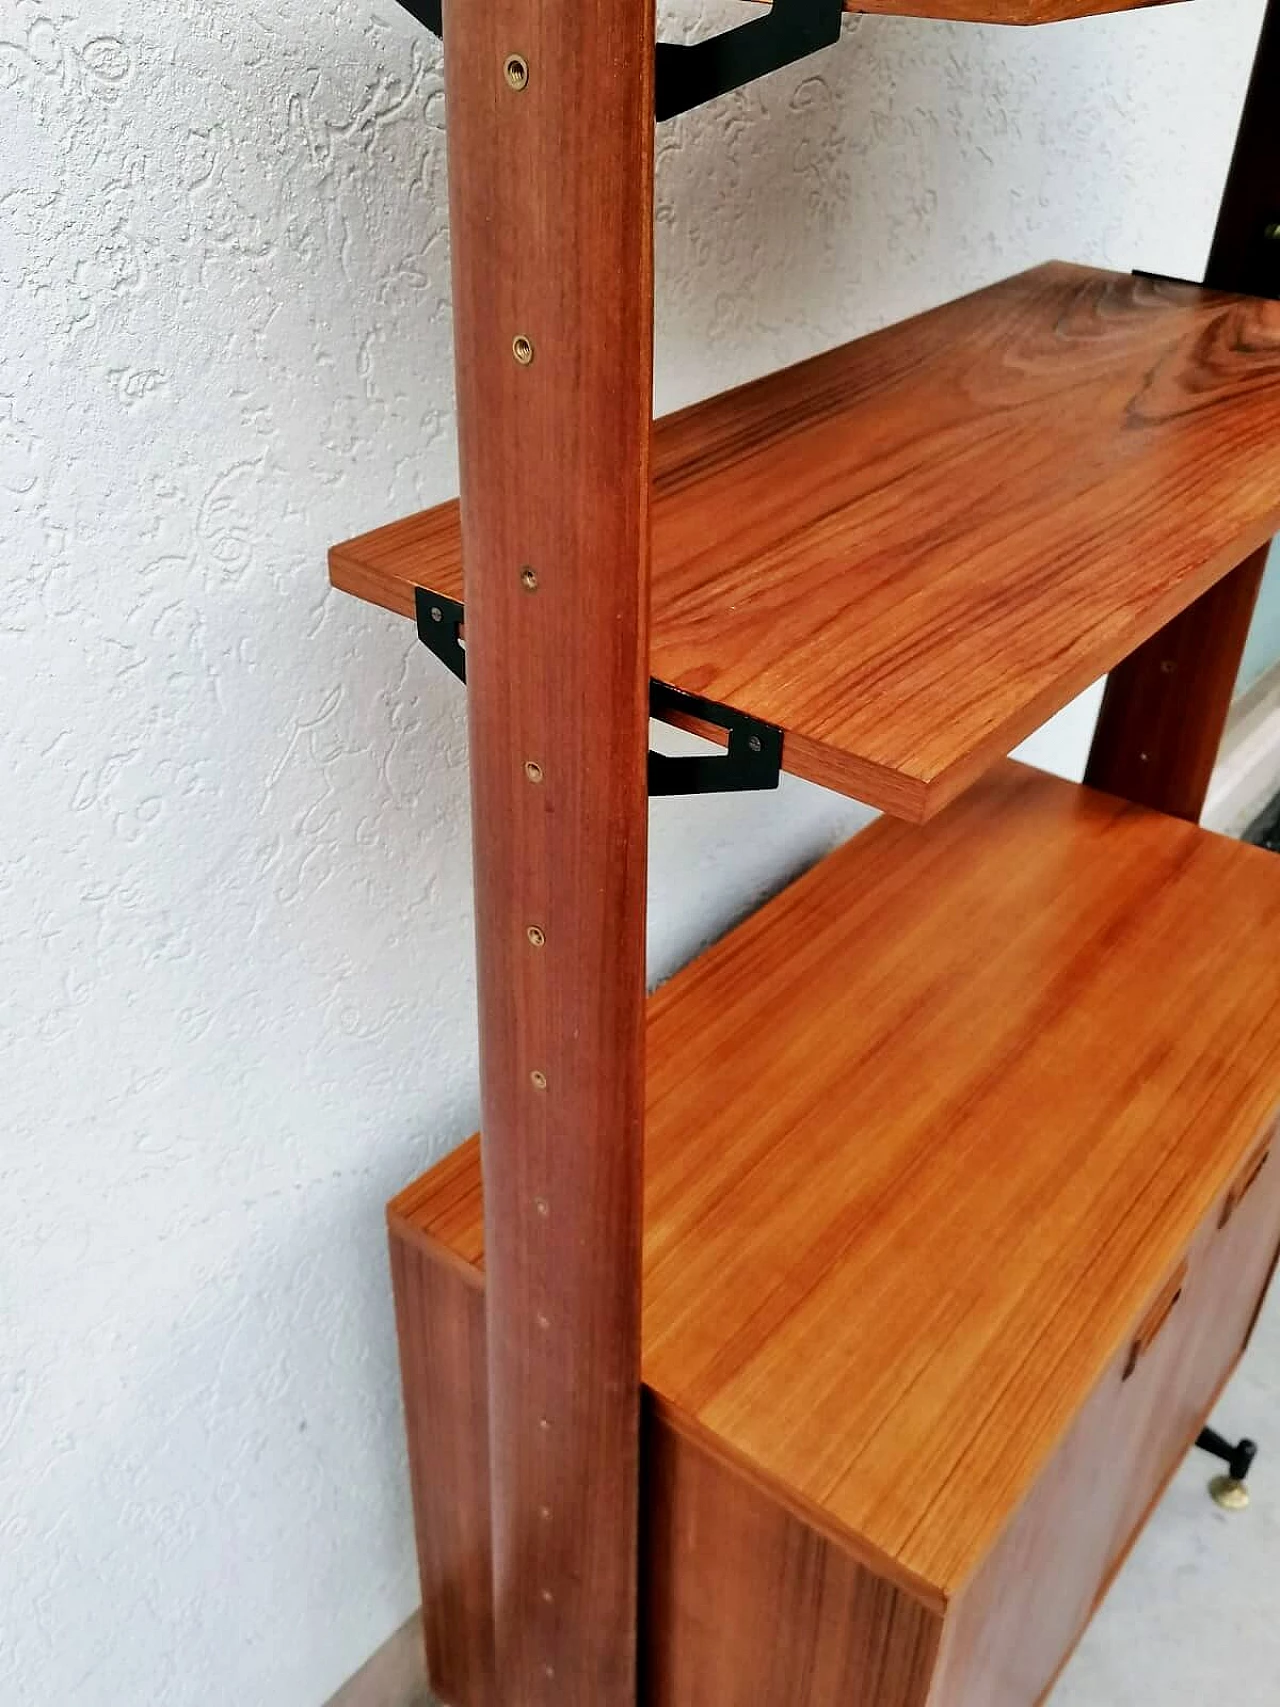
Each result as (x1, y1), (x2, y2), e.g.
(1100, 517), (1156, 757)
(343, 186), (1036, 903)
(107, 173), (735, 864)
(1197, 1427), (1257, 1511)
(1208, 1474), (1251, 1512)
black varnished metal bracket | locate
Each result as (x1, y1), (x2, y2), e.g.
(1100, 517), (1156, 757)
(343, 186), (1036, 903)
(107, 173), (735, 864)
(389, 0), (845, 124)
(655, 0), (845, 122)
(414, 589), (782, 796)
(416, 588), (466, 683)
(395, 0), (442, 36)
(648, 681), (781, 795)
(1131, 269), (1207, 291)
(1133, 257), (1280, 302)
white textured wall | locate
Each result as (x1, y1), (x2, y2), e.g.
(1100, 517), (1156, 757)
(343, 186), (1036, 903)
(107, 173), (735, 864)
(0, 2), (1264, 1702)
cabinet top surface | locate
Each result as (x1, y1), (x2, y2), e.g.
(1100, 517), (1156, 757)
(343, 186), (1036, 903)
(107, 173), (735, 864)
(392, 764), (1280, 1599)
(332, 263), (1280, 821)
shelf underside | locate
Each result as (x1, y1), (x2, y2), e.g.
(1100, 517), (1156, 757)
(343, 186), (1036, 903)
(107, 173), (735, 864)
(332, 263), (1280, 821)
(839, 0), (1183, 16)
(391, 762), (1280, 1600)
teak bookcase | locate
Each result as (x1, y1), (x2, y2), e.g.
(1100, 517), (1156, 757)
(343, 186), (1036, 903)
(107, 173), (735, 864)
(330, 3), (1280, 1704)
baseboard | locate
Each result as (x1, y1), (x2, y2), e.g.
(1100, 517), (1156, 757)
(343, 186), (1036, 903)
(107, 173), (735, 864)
(1204, 658), (1280, 836)
(323, 1614), (434, 1707)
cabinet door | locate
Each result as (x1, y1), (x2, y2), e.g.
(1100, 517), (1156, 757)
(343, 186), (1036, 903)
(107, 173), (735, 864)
(935, 1120), (1280, 1707)
(1110, 1120), (1280, 1550)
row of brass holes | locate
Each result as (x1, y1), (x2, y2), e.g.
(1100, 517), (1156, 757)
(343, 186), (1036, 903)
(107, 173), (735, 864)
(504, 50), (556, 1661)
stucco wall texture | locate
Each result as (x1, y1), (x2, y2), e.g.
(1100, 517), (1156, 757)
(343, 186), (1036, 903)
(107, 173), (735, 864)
(0, 1), (1265, 1703)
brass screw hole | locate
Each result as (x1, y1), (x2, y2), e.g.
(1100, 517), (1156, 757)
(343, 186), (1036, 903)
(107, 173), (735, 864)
(513, 334), (534, 366)
(524, 760), (544, 783)
(531, 1070), (547, 1090)
(527, 925), (546, 947)
(504, 53), (529, 90)
(534, 1195), (550, 1217)
(520, 567), (539, 592)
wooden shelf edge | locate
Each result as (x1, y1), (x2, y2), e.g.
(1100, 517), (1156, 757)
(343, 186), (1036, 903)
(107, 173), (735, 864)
(330, 515), (1280, 825)
(332, 266), (1280, 825)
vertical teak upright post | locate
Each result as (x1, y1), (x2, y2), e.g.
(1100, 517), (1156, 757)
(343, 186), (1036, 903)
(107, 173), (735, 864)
(1085, 0), (1279, 819)
(442, 0), (655, 1702)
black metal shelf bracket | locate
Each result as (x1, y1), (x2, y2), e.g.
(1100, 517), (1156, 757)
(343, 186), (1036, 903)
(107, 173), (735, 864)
(389, 0), (844, 124)
(655, 0), (845, 122)
(416, 588), (466, 683)
(414, 588), (782, 796)
(648, 680), (782, 795)
(395, 0), (442, 37)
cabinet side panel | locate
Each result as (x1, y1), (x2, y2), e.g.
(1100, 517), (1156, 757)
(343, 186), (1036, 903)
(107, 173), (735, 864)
(643, 1418), (942, 1707)
(389, 1229), (493, 1707)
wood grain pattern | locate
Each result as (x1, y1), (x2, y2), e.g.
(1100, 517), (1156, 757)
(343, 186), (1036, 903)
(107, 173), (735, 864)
(388, 1121), (1280, 1707)
(331, 264), (1280, 821)
(850, 0), (1181, 17)
(389, 1157), (1280, 1707)
(440, 0), (654, 1695)
(1085, 545), (1268, 820)
(1081, 11), (1279, 828)
(642, 1416), (943, 1707)
(742, 0), (1178, 13)
(391, 761), (1280, 1604)
(389, 1233), (493, 1707)
(388, 846), (1280, 1707)
(933, 1130), (1280, 1707)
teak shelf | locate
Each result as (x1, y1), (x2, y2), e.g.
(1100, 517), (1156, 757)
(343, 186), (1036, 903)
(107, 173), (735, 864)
(837, 0), (1182, 16)
(390, 762), (1280, 1706)
(334, 263), (1280, 820)
(329, 0), (1280, 1702)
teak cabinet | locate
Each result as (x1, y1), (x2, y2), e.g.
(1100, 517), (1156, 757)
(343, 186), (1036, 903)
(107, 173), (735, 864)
(328, 0), (1280, 1701)
(386, 766), (1280, 1706)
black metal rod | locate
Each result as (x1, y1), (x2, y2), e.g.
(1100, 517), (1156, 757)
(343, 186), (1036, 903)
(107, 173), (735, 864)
(1196, 1426), (1259, 1485)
